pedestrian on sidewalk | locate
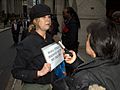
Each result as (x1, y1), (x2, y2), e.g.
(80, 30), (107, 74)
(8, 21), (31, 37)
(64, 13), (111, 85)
(61, 7), (80, 54)
(11, 18), (21, 45)
(21, 17), (30, 41)
(61, 7), (81, 76)
(11, 4), (56, 90)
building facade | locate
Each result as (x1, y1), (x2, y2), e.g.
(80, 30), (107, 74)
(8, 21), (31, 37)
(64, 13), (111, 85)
(0, 0), (107, 46)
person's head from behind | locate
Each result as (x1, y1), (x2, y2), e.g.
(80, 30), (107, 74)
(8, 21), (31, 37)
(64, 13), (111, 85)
(112, 11), (120, 24)
(86, 20), (120, 64)
(29, 4), (52, 31)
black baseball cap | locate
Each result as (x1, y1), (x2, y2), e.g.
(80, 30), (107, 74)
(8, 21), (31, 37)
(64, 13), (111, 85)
(29, 4), (51, 21)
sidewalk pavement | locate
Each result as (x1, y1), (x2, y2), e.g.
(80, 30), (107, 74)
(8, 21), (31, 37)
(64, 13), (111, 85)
(0, 27), (11, 32)
(0, 26), (22, 90)
(0, 26), (19, 90)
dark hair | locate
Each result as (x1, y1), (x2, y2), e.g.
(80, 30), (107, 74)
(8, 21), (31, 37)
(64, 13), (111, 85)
(87, 20), (120, 63)
(112, 11), (120, 24)
(65, 7), (80, 28)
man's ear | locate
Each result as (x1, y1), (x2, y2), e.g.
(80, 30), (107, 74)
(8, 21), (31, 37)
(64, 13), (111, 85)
(86, 34), (96, 58)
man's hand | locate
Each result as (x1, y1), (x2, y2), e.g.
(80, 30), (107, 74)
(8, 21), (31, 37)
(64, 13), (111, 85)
(64, 50), (77, 64)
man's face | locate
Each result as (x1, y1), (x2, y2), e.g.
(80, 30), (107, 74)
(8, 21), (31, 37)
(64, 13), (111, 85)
(63, 9), (69, 20)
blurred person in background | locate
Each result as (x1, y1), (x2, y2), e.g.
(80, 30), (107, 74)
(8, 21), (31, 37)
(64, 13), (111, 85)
(111, 11), (120, 24)
(61, 7), (80, 53)
(61, 7), (81, 75)
(21, 17), (30, 41)
(11, 18), (21, 45)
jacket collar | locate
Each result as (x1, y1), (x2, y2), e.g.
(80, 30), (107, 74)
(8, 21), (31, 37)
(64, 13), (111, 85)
(73, 57), (115, 74)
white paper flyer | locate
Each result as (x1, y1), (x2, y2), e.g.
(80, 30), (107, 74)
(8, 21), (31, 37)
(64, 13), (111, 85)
(41, 43), (64, 71)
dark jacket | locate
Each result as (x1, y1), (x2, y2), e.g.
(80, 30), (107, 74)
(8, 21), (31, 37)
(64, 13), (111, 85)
(11, 32), (56, 84)
(62, 19), (79, 52)
(11, 22), (20, 34)
(53, 58), (120, 90)
(66, 58), (120, 90)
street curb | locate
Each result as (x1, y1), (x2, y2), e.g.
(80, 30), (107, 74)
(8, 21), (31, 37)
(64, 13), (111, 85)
(5, 74), (22, 90)
(5, 75), (15, 90)
(11, 79), (17, 90)
(0, 27), (11, 33)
